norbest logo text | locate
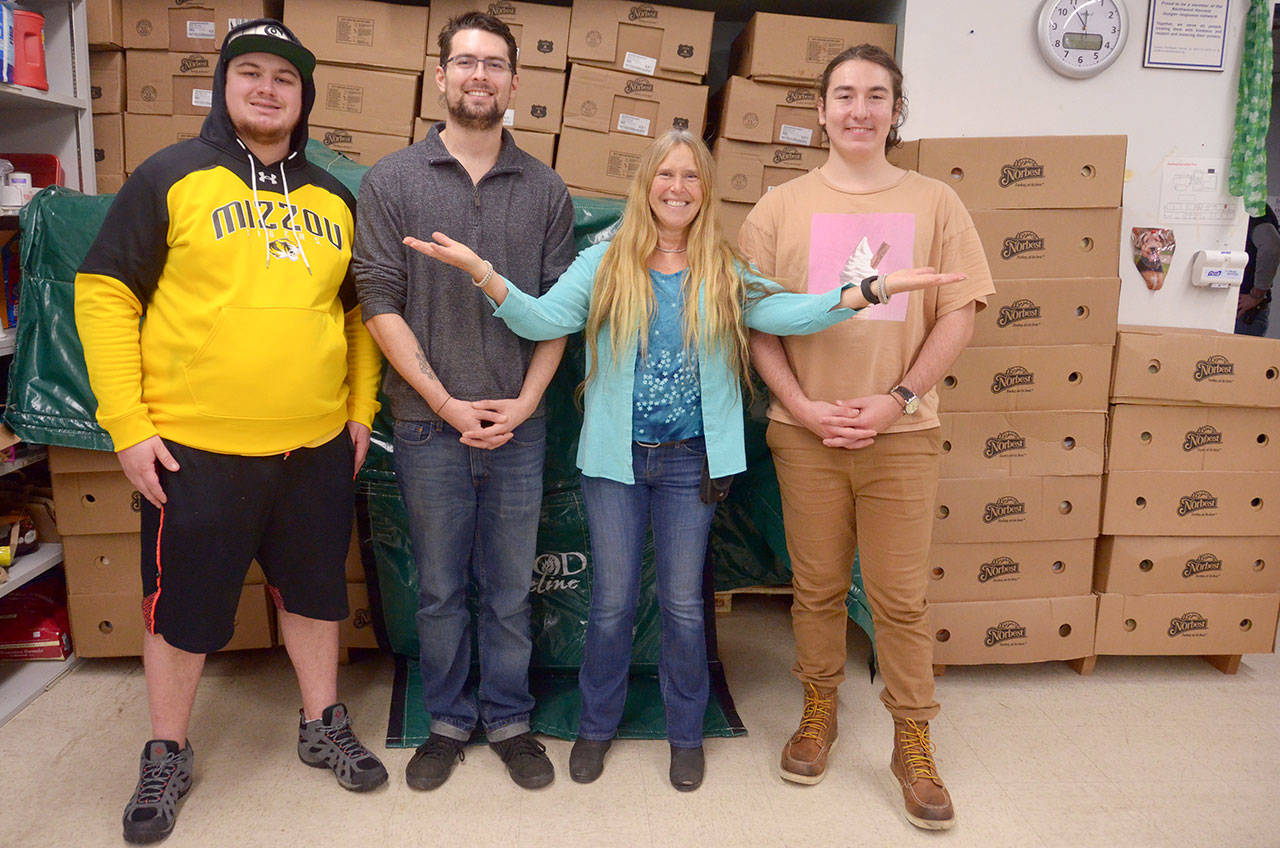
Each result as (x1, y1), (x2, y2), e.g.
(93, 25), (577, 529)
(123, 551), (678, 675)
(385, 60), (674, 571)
(1177, 489), (1218, 516)
(487, 2), (516, 15)
(785, 89), (815, 104)
(531, 552), (587, 594)
(983, 496), (1026, 523)
(996, 298), (1041, 327)
(624, 79), (654, 94)
(323, 130), (352, 145)
(1168, 612), (1209, 637)
(1193, 354), (1235, 382)
(991, 366), (1034, 394)
(628, 4), (658, 20)
(1182, 425), (1223, 452)
(179, 55), (210, 73)
(773, 147), (803, 164)
(1001, 230), (1045, 258)
(978, 557), (1020, 583)
(999, 157), (1044, 187)
(984, 620), (1027, 646)
(1183, 553), (1222, 578)
(983, 430), (1026, 458)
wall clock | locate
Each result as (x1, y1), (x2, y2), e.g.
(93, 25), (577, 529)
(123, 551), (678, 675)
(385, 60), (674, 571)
(1037, 0), (1130, 79)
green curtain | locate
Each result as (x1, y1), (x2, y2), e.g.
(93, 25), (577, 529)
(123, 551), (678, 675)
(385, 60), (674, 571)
(1230, 0), (1272, 216)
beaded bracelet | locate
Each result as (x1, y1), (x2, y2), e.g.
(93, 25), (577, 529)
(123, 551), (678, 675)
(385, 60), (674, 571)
(473, 260), (494, 288)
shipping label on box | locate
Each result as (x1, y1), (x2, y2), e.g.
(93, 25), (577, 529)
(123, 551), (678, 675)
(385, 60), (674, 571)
(1094, 535), (1280, 594)
(90, 50), (125, 113)
(730, 12), (896, 87)
(972, 277), (1119, 347)
(340, 582), (379, 648)
(1100, 471), (1280, 536)
(311, 64), (420, 137)
(125, 50), (216, 115)
(1110, 325), (1280, 408)
(421, 66), (564, 134)
(712, 137), (825, 204)
(90, 0), (126, 47)
(938, 411), (1105, 477)
(1094, 592), (1280, 656)
(286, 0), (428, 73)
(938, 344), (1113, 413)
(1106, 403), (1280, 473)
(562, 64), (705, 139)
(124, 113), (205, 171)
(933, 475), (1102, 543)
(426, 0), (569, 71)
(970, 208), (1121, 279)
(555, 125), (652, 196)
(93, 114), (126, 176)
(309, 126), (409, 166)
(715, 75), (825, 148)
(123, 0), (269, 51)
(567, 0), (713, 84)
(929, 594), (1098, 665)
(928, 538), (1095, 602)
(69, 584), (273, 658)
(916, 135), (1126, 209)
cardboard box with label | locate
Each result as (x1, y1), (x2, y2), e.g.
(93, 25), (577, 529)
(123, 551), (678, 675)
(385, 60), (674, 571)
(938, 410), (1106, 478)
(1101, 471), (1280, 536)
(928, 538), (1095, 602)
(122, 0), (272, 51)
(93, 114), (126, 176)
(562, 64), (705, 139)
(284, 0), (427, 73)
(970, 208), (1121, 279)
(90, 50), (125, 113)
(421, 66), (563, 135)
(938, 343), (1113, 413)
(712, 137), (825, 204)
(1110, 325), (1280, 408)
(426, 0), (570, 71)
(309, 126), (408, 166)
(916, 135), (1126, 210)
(1106, 403), (1280, 473)
(340, 582), (379, 649)
(933, 475), (1102, 544)
(1094, 592), (1279, 656)
(567, 0), (713, 84)
(311, 63), (420, 137)
(714, 76), (825, 148)
(124, 113), (205, 171)
(1094, 535), (1280, 594)
(69, 584), (274, 657)
(972, 277), (1119, 347)
(125, 49), (216, 115)
(928, 595), (1097, 665)
(90, 0), (126, 48)
(554, 125), (651, 196)
(730, 12), (896, 87)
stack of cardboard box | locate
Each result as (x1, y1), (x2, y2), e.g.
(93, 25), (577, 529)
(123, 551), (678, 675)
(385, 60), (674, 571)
(87, 2), (127, 194)
(554, 0), (713, 198)
(710, 12), (896, 248)
(925, 135), (1127, 672)
(1095, 327), (1280, 671)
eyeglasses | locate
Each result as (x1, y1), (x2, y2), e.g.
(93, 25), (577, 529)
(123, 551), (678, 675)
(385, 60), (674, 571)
(444, 55), (512, 74)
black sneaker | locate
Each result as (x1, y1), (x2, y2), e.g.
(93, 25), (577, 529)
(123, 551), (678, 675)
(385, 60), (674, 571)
(297, 703), (389, 792)
(490, 732), (554, 789)
(405, 733), (466, 791)
(122, 739), (193, 844)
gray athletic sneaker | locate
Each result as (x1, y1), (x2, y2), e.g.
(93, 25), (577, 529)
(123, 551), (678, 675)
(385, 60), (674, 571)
(122, 739), (193, 844)
(298, 702), (388, 791)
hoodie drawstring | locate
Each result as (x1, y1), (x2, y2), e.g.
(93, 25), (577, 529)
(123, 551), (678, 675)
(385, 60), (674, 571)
(280, 152), (311, 274)
(236, 140), (311, 274)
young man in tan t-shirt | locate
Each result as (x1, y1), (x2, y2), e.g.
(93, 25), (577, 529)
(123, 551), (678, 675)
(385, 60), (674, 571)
(739, 45), (994, 831)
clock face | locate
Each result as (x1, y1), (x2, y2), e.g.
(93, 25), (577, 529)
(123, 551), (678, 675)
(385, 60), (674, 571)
(1037, 0), (1129, 79)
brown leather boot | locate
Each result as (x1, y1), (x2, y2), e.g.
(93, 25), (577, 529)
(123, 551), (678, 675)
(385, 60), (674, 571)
(890, 718), (955, 830)
(778, 683), (837, 784)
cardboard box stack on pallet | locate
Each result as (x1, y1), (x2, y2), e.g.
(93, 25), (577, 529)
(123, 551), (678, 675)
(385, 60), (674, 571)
(711, 12), (896, 249)
(1095, 327), (1280, 672)
(925, 135), (1127, 674)
(555, 0), (713, 198)
(87, 1), (127, 194)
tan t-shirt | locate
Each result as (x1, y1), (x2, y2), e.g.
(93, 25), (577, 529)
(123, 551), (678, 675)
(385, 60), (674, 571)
(738, 167), (995, 433)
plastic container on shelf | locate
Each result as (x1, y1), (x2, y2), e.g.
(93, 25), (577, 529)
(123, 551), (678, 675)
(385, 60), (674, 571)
(11, 8), (46, 91)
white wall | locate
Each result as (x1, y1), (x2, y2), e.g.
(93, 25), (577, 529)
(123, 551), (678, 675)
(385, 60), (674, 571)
(900, 0), (1251, 332)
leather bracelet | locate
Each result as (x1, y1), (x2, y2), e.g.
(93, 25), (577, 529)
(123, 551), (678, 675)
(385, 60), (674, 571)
(860, 275), (880, 305)
(473, 260), (494, 288)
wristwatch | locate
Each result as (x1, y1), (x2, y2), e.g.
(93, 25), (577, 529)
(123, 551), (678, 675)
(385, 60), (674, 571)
(890, 385), (921, 415)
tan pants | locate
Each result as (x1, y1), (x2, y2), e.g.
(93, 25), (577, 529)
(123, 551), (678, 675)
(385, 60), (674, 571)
(767, 422), (941, 722)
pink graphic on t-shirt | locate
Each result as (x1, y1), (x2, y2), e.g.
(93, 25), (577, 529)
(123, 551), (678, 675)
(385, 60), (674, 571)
(808, 212), (915, 321)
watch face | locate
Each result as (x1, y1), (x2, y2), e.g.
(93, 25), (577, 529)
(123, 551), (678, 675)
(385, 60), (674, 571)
(1038, 0), (1128, 79)
(904, 396), (921, 414)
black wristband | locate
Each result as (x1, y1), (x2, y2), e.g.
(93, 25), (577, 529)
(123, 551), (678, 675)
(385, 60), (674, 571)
(860, 275), (880, 305)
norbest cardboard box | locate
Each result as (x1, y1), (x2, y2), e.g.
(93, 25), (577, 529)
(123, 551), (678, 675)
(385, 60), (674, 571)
(48, 447), (141, 535)
(887, 138), (918, 171)
(568, 0), (713, 84)
(916, 135), (1126, 210)
(554, 125), (651, 196)
(122, 0), (272, 51)
(730, 12), (896, 86)
(933, 475), (1102, 543)
(64, 532), (267, 594)
(1106, 403), (1280, 473)
(311, 63), (420, 137)
(425, 0), (570, 71)
(927, 539), (1095, 602)
(970, 208), (1122, 279)
(125, 49), (216, 115)
(1094, 592), (1279, 656)
(69, 584), (273, 657)
(712, 137), (825, 204)
(285, 0), (427, 73)
(715, 76), (824, 148)
(937, 344), (1113, 413)
(973, 277), (1119, 347)
(562, 64), (705, 138)
(309, 126), (408, 165)
(929, 595), (1097, 665)
(93, 114), (126, 176)
(421, 66), (564, 135)
(1110, 325), (1280, 408)
(124, 113), (205, 171)
(90, 50), (125, 113)
(718, 200), (752, 252)
(1101, 471), (1280, 536)
(340, 582), (379, 649)
(1095, 535), (1280, 594)
(938, 411), (1106, 477)
(90, 0), (126, 48)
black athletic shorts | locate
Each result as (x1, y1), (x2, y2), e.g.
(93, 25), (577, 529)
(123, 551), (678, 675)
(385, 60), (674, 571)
(140, 432), (354, 653)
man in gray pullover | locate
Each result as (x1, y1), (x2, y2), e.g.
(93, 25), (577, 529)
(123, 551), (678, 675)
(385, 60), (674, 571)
(352, 11), (576, 791)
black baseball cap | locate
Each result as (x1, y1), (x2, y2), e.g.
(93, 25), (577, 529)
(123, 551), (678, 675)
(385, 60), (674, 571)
(221, 19), (315, 80)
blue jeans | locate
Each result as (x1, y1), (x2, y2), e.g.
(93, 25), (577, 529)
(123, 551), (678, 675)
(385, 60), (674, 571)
(393, 416), (546, 743)
(577, 437), (718, 749)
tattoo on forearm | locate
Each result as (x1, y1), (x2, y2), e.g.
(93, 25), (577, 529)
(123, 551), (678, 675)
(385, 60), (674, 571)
(415, 349), (439, 382)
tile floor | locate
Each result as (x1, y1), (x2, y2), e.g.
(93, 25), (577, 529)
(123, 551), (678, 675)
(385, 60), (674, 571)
(1, 593), (1277, 848)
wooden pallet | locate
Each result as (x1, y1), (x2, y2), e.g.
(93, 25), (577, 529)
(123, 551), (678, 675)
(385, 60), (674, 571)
(714, 584), (793, 614)
(933, 655), (1097, 676)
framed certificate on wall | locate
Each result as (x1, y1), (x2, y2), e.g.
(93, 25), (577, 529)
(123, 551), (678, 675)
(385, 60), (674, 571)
(1143, 0), (1230, 71)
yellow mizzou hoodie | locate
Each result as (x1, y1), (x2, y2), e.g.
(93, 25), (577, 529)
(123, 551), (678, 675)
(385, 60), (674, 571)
(74, 32), (381, 455)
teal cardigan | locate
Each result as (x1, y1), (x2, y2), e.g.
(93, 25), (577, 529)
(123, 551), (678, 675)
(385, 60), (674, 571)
(491, 241), (857, 484)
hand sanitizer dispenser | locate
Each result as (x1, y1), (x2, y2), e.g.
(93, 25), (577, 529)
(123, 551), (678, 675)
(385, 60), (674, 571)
(1189, 250), (1248, 289)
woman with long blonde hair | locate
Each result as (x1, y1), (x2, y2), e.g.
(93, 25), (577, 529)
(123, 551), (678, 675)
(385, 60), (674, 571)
(406, 128), (962, 791)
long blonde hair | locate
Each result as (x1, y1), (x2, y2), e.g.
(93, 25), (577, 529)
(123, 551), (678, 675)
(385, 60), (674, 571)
(583, 129), (761, 391)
